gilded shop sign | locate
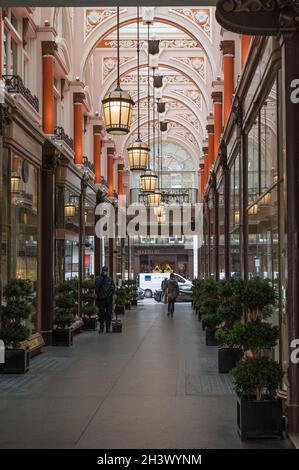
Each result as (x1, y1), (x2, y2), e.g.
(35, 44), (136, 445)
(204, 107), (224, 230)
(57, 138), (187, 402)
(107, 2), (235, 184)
(216, 0), (299, 35)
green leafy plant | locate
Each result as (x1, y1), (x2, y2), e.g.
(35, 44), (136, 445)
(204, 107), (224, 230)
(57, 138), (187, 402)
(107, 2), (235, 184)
(115, 287), (127, 307)
(121, 281), (133, 303)
(0, 279), (33, 348)
(82, 278), (97, 318)
(231, 356), (283, 400)
(227, 278), (283, 401)
(243, 278), (277, 321)
(54, 280), (77, 328)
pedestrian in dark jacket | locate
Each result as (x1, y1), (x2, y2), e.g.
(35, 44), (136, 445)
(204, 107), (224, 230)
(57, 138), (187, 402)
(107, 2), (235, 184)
(166, 273), (179, 317)
(95, 266), (115, 333)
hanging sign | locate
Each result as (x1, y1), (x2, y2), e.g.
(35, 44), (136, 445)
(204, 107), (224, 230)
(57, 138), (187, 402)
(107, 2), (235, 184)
(216, 0), (299, 35)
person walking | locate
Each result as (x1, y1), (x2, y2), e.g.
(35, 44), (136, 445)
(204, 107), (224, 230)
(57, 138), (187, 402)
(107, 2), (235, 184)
(166, 273), (179, 317)
(95, 266), (115, 333)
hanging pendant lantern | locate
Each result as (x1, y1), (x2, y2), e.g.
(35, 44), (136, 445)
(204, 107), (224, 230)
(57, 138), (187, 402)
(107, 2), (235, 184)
(102, 86), (134, 135)
(157, 102), (166, 114)
(140, 170), (158, 193)
(128, 139), (150, 171)
(102, 7), (134, 135)
(160, 122), (168, 132)
(128, 6), (149, 171)
(248, 203), (258, 215)
(154, 205), (164, 217)
(157, 213), (165, 224)
(64, 201), (76, 218)
(11, 174), (22, 193)
(147, 190), (162, 206)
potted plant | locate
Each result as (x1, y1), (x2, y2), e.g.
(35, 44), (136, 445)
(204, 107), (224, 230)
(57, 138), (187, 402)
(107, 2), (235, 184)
(82, 278), (98, 330)
(230, 278), (284, 440)
(52, 280), (76, 346)
(114, 286), (126, 315)
(130, 280), (138, 307)
(0, 279), (32, 374)
(192, 279), (205, 321)
(215, 280), (244, 373)
(122, 281), (132, 310)
(200, 280), (222, 346)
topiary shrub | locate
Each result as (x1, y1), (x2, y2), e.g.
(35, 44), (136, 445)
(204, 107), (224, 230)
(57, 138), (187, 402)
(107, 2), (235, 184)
(115, 286), (127, 307)
(0, 279), (33, 348)
(243, 278), (277, 321)
(54, 280), (77, 328)
(231, 356), (283, 400)
(227, 278), (283, 401)
(82, 278), (97, 318)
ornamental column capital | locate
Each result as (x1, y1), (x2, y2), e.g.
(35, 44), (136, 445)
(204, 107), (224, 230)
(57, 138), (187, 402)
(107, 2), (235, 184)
(42, 41), (57, 57)
(220, 40), (235, 56)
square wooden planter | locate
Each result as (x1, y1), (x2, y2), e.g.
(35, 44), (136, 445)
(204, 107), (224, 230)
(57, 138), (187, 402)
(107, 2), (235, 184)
(0, 348), (30, 374)
(52, 328), (73, 346)
(131, 299), (138, 307)
(218, 347), (242, 373)
(112, 319), (122, 333)
(237, 397), (283, 441)
(125, 301), (131, 310)
(83, 316), (98, 331)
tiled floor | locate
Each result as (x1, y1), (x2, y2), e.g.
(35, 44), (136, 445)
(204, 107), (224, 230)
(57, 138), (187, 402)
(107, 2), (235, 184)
(0, 301), (290, 449)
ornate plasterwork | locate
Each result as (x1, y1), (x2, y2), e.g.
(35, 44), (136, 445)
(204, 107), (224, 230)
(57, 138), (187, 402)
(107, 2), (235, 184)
(103, 56), (133, 80)
(138, 97), (184, 111)
(174, 89), (202, 110)
(166, 122), (198, 148)
(169, 8), (211, 39)
(180, 113), (200, 131)
(97, 38), (201, 49)
(85, 8), (127, 39)
(118, 74), (192, 85)
(172, 56), (206, 81)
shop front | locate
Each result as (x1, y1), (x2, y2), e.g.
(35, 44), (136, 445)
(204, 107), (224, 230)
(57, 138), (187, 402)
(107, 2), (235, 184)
(0, 96), (45, 352)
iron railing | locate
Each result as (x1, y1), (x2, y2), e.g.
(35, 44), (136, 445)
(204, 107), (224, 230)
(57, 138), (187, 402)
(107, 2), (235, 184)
(3, 75), (39, 112)
(54, 126), (74, 150)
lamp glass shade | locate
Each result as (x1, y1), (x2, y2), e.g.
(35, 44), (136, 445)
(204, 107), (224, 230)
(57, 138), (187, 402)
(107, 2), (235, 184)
(102, 86), (134, 135)
(140, 171), (158, 193)
(157, 214), (165, 223)
(234, 211), (240, 225)
(154, 206), (164, 217)
(248, 204), (258, 215)
(11, 174), (22, 192)
(147, 191), (162, 206)
(127, 139), (150, 172)
(260, 193), (271, 205)
(64, 202), (76, 218)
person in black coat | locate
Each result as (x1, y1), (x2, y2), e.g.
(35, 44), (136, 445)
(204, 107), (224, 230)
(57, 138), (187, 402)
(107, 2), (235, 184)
(95, 266), (115, 333)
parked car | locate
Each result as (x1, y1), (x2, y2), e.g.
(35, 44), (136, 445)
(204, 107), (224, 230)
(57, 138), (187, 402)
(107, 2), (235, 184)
(154, 287), (192, 303)
(137, 287), (145, 300)
(154, 289), (163, 302)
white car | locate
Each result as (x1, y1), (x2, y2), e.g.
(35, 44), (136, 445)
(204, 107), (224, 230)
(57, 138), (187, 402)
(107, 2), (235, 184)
(138, 272), (192, 298)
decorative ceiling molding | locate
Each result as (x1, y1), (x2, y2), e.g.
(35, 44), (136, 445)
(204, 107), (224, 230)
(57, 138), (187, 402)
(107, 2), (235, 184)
(174, 89), (203, 110)
(85, 8), (117, 39)
(117, 73), (192, 85)
(97, 38), (202, 49)
(169, 8), (211, 40)
(102, 56), (133, 80)
(172, 56), (206, 81)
